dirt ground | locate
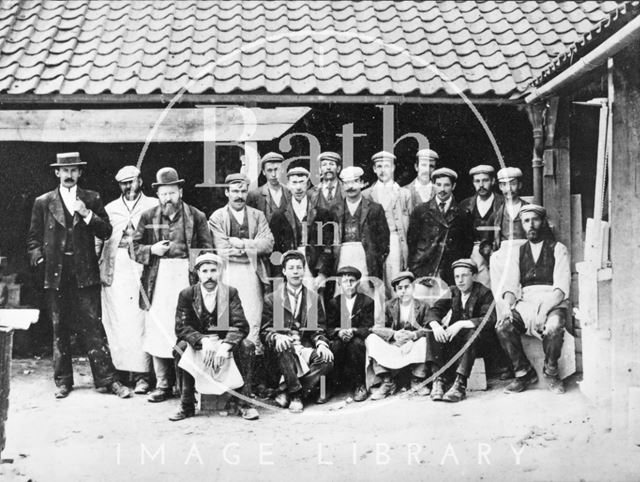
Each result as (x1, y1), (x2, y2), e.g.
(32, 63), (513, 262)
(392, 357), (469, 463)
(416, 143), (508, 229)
(1, 357), (639, 482)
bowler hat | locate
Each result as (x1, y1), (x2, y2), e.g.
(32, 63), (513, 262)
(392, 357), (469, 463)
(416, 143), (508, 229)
(151, 167), (184, 188)
(50, 152), (86, 167)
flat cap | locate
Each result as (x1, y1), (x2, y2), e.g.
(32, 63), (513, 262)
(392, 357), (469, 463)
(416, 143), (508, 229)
(339, 166), (364, 181)
(336, 265), (362, 280)
(224, 173), (250, 185)
(281, 249), (306, 267)
(391, 271), (415, 288)
(261, 152), (284, 167)
(519, 203), (546, 217)
(287, 166), (310, 178)
(318, 151), (342, 164)
(416, 149), (439, 160)
(431, 167), (458, 182)
(371, 151), (396, 164)
(497, 167), (523, 181)
(469, 165), (495, 176)
(115, 165), (140, 183)
(194, 252), (224, 270)
(451, 258), (478, 274)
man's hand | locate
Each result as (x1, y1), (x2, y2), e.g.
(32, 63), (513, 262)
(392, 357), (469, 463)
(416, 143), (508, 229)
(445, 321), (463, 341)
(394, 329), (415, 346)
(338, 329), (354, 342)
(316, 343), (334, 363)
(201, 338), (217, 368)
(213, 343), (232, 372)
(73, 199), (91, 218)
(533, 310), (547, 335)
(229, 237), (245, 249)
(429, 321), (447, 343)
(150, 240), (171, 257)
(313, 273), (327, 290)
(274, 334), (293, 353)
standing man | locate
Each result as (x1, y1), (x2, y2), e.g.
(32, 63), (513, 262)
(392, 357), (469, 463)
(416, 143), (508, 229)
(132, 167), (213, 403)
(171, 253), (259, 421)
(407, 168), (473, 286)
(209, 173), (274, 350)
(460, 165), (503, 288)
(98, 166), (158, 394)
(496, 205), (570, 394)
(490, 167), (529, 310)
(27, 152), (131, 399)
(308, 151), (345, 215)
(425, 259), (497, 403)
(327, 266), (374, 402)
(260, 250), (334, 413)
(246, 152), (290, 224)
(335, 166), (389, 285)
(406, 148), (439, 210)
(363, 151), (412, 296)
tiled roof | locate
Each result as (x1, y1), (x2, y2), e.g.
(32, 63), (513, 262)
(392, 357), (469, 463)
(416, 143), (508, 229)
(0, 1), (624, 99)
(531, 1), (640, 87)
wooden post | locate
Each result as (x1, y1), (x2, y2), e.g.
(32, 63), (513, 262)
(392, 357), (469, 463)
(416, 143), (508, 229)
(526, 103), (544, 205)
(611, 43), (640, 436)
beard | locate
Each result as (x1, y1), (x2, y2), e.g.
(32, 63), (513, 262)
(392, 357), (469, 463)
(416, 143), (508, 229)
(161, 200), (179, 217)
(526, 229), (540, 242)
(123, 186), (141, 200)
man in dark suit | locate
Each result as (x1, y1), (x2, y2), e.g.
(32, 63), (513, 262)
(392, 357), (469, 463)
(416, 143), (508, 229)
(327, 266), (374, 402)
(260, 250), (334, 413)
(407, 168), (473, 286)
(170, 252), (258, 421)
(27, 152), (131, 399)
(307, 151), (346, 217)
(246, 152), (290, 224)
(459, 165), (504, 288)
(426, 259), (497, 403)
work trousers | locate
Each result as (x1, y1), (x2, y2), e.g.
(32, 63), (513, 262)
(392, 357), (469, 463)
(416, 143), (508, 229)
(263, 345), (333, 396)
(330, 336), (367, 389)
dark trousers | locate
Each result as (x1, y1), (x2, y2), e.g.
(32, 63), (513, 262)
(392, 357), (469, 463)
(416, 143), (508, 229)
(174, 338), (255, 410)
(45, 258), (117, 388)
(495, 308), (566, 378)
(264, 345), (333, 396)
(427, 329), (476, 380)
(330, 336), (366, 389)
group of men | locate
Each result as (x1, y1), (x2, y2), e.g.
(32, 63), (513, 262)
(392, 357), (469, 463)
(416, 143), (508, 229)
(26, 147), (572, 422)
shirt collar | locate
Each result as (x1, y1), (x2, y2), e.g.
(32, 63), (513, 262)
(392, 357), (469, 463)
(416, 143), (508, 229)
(59, 185), (77, 196)
(477, 193), (494, 206)
(200, 283), (217, 298)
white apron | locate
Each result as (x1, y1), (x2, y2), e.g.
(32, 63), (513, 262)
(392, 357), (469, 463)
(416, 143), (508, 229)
(470, 242), (491, 288)
(178, 339), (244, 395)
(143, 258), (190, 358)
(383, 232), (402, 295)
(490, 239), (527, 319)
(101, 248), (150, 372)
(515, 285), (570, 339)
(225, 261), (263, 351)
(338, 242), (368, 277)
(365, 334), (427, 388)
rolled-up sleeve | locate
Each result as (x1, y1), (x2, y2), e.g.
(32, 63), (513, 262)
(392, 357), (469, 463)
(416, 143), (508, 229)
(553, 242), (571, 299)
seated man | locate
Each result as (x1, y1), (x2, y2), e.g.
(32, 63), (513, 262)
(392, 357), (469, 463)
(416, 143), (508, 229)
(365, 272), (433, 400)
(426, 259), (496, 403)
(260, 250), (334, 413)
(496, 204), (570, 395)
(170, 253), (259, 421)
(327, 266), (375, 402)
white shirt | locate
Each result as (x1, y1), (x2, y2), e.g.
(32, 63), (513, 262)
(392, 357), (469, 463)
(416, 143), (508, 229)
(291, 196), (308, 222)
(415, 180), (434, 203)
(268, 185), (283, 207)
(374, 180), (395, 210)
(345, 197), (362, 216)
(461, 292), (471, 310)
(229, 206), (246, 225)
(399, 301), (414, 323)
(322, 180), (338, 200)
(287, 285), (303, 318)
(476, 193), (495, 218)
(201, 285), (218, 313)
(436, 196), (452, 213)
(505, 199), (522, 220)
(345, 294), (357, 316)
(59, 185), (92, 224)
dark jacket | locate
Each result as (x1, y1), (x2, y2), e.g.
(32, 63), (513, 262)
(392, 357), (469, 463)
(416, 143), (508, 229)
(270, 195), (337, 277)
(327, 293), (375, 339)
(132, 202), (213, 309)
(492, 198), (529, 250)
(372, 297), (431, 342)
(334, 196), (390, 279)
(426, 281), (496, 329)
(308, 181), (346, 218)
(175, 282), (249, 349)
(27, 187), (112, 289)
(459, 193), (504, 247)
(260, 284), (329, 348)
(246, 183), (291, 223)
(407, 197), (473, 284)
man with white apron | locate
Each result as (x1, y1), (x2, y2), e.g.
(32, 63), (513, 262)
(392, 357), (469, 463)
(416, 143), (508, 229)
(363, 151), (412, 298)
(132, 167), (213, 403)
(490, 167), (530, 315)
(98, 165), (157, 394)
(459, 165), (503, 288)
(496, 204), (570, 395)
(208, 173), (274, 352)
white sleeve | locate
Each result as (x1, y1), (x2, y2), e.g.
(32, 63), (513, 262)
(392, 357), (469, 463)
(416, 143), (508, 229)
(553, 243), (571, 299)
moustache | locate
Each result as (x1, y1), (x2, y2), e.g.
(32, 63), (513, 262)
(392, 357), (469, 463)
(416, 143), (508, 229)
(63, 178), (74, 183)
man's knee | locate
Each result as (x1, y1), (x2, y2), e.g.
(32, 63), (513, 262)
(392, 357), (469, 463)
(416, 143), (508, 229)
(544, 312), (565, 337)
(349, 336), (366, 352)
(237, 338), (256, 356)
(173, 340), (189, 361)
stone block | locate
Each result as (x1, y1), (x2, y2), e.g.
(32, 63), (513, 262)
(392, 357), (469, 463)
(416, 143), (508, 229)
(521, 329), (576, 387)
(198, 392), (231, 413)
(467, 358), (487, 391)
